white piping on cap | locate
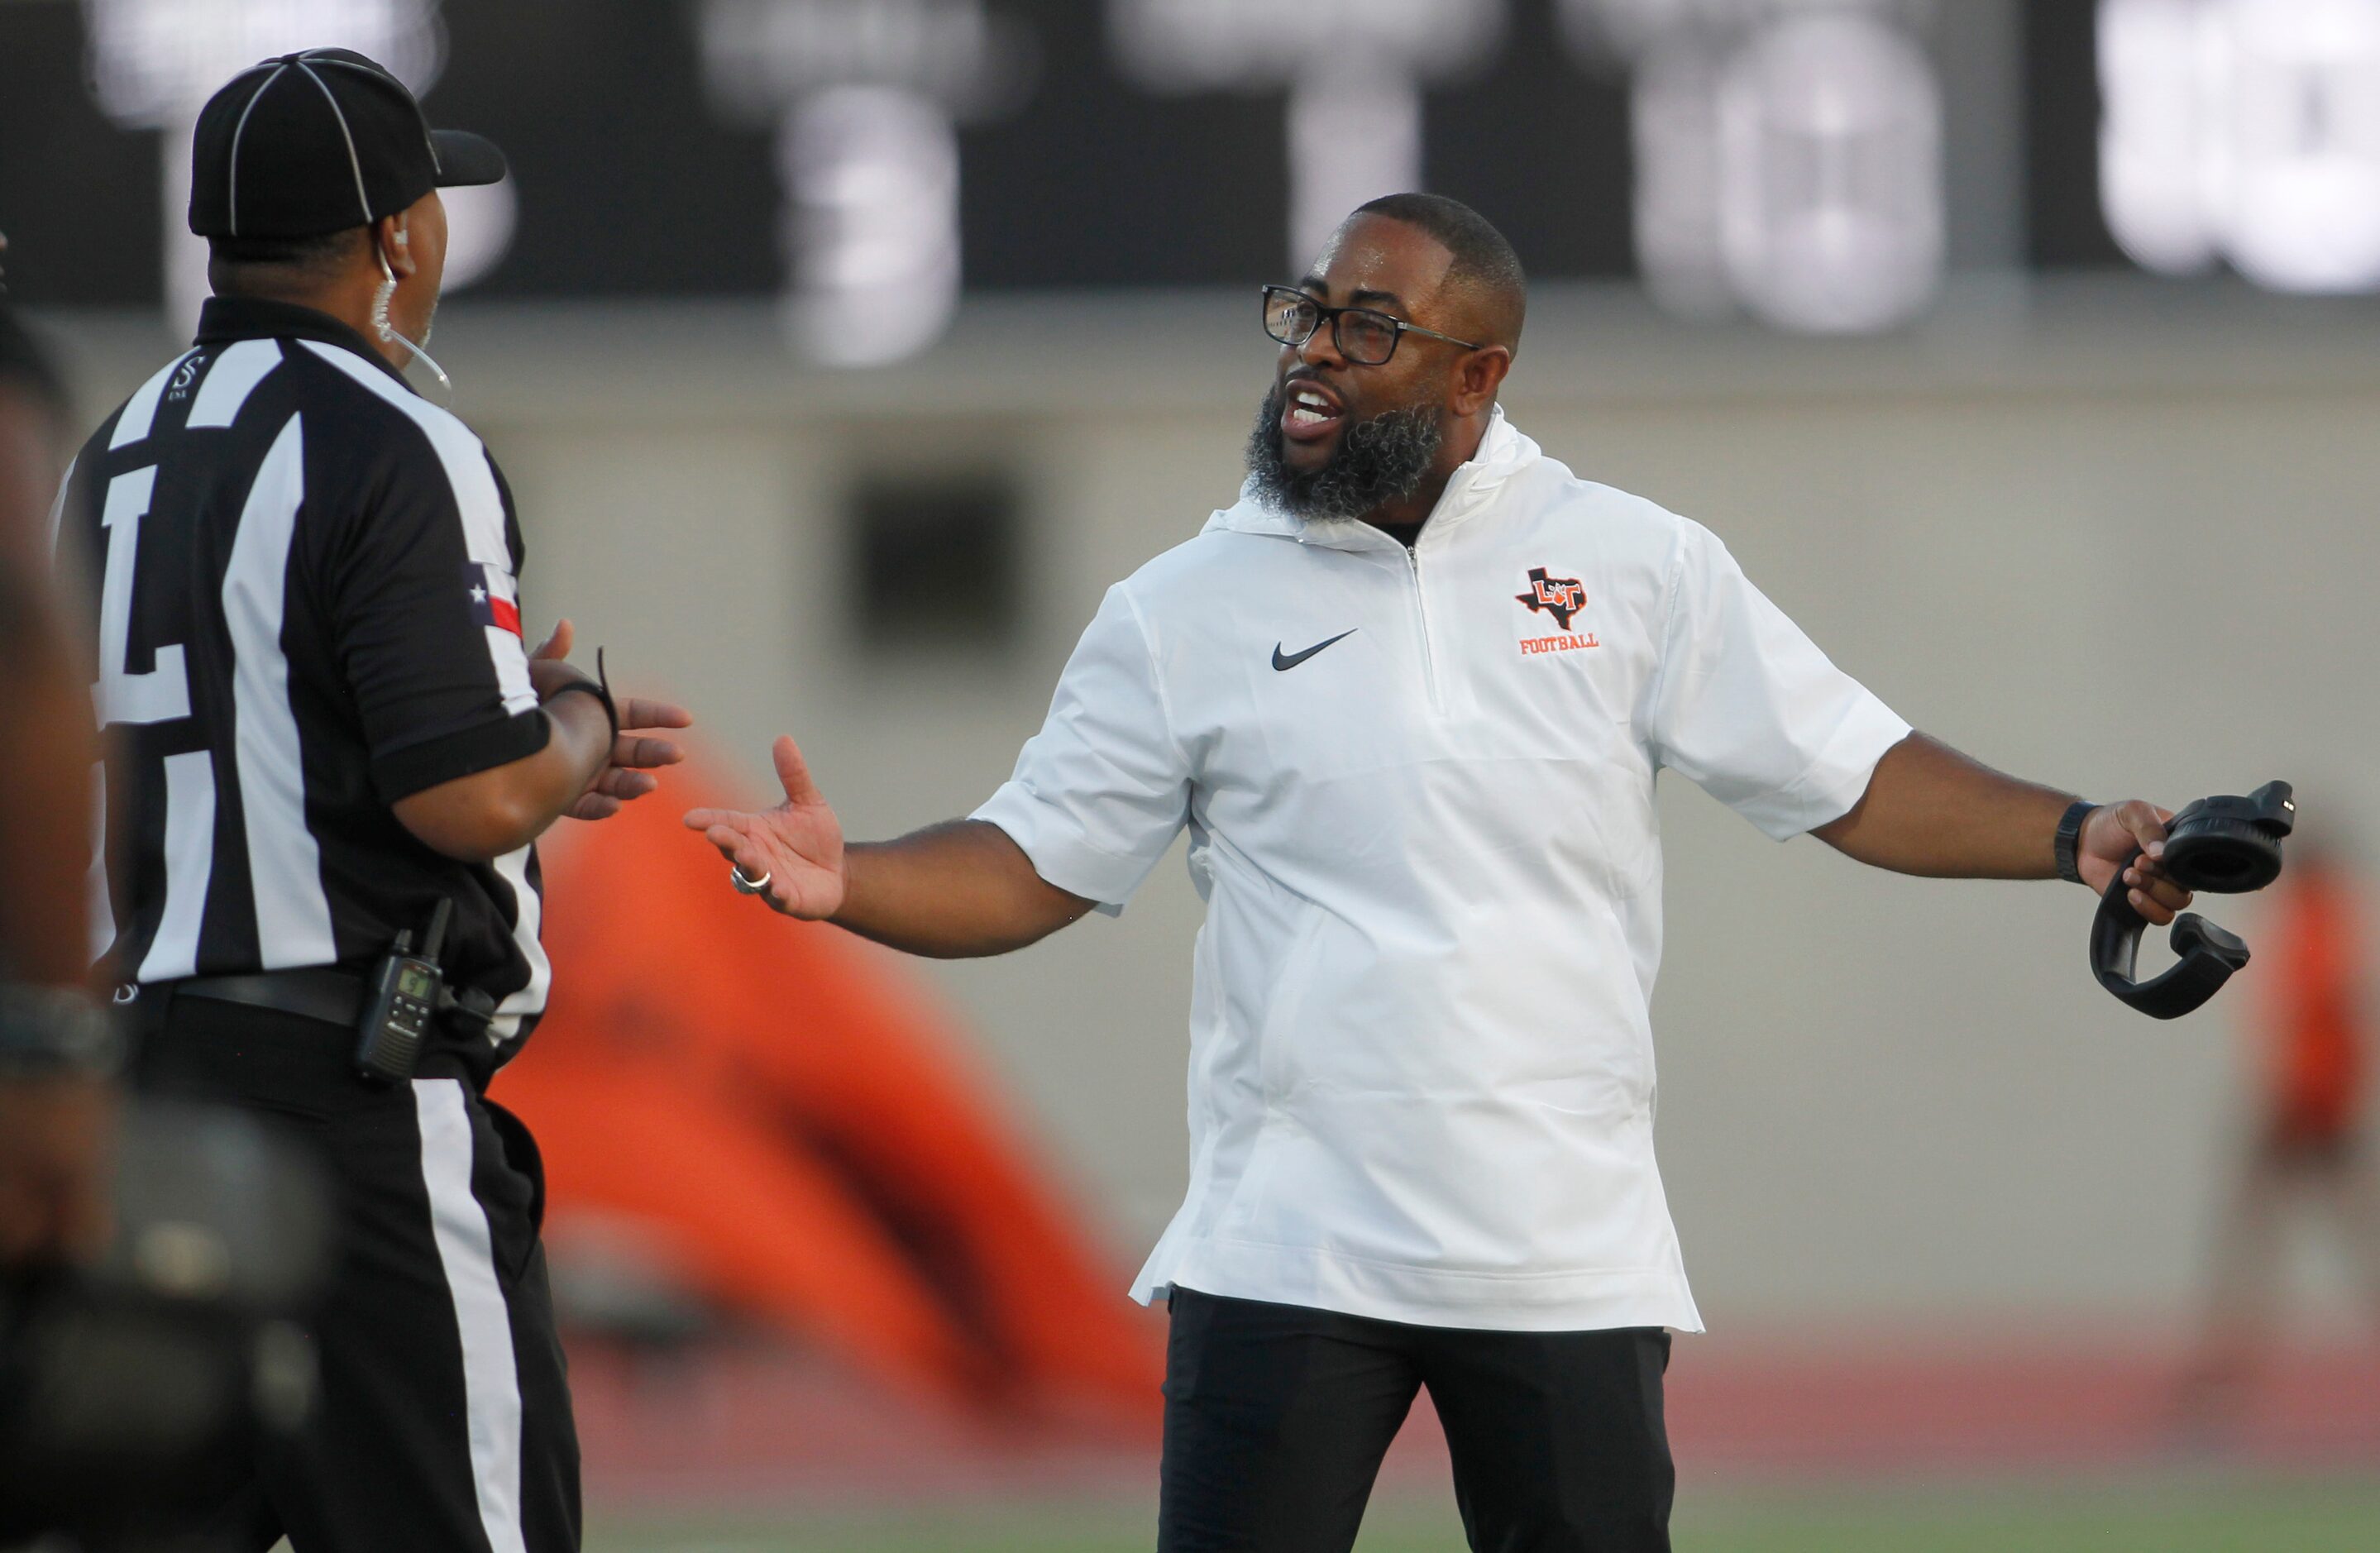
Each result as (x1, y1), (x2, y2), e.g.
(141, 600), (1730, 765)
(223, 63), (291, 240)
(291, 60), (374, 228)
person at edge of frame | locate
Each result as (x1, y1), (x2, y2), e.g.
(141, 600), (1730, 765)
(0, 228), (117, 1289)
(51, 50), (691, 1553)
(2182, 820), (2380, 1425)
(688, 194), (2196, 1552)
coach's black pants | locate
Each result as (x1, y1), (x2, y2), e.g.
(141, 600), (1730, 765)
(133, 994), (580, 1553)
(1160, 1288), (1672, 1553)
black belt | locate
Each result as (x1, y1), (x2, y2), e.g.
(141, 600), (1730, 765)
(169, 968), (366, 1030)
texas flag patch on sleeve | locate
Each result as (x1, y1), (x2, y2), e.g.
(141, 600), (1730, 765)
(464, 561), (523, 638)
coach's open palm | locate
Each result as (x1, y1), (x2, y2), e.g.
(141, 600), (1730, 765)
(683, 736), (847, 919)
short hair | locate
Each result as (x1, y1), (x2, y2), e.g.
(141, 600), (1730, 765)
(1354, 192), (1527, 349)
(206, 227), (368, 295)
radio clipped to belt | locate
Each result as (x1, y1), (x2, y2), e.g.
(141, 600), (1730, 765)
(354, 898), (497, 1082)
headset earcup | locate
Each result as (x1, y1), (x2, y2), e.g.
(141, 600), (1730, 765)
(2161, 815), (2283, 893)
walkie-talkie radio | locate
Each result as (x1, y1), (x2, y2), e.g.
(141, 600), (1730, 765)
(356, 898), (452, 1082)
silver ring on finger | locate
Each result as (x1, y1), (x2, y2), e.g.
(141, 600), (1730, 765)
(730, 863), (772, 896)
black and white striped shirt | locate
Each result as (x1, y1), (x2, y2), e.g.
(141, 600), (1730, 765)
(59, 296), (554, 1058)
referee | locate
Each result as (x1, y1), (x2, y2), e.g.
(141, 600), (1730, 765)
(691, 195), (2192, 1552)
(55, 53), (689, 1552)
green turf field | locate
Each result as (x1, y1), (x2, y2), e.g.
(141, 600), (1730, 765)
(586, 1477), (2380, 1552)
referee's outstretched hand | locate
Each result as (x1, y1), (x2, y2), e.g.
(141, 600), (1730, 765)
(683, 735), (846, 920)
(530, 619), (694, 821)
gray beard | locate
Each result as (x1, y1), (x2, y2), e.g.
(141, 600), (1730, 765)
(1245, 387), (1444, 523)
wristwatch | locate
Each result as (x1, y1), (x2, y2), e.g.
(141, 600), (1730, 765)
(2054, 799), (2097, 886)
(0, 983), (127, 1079)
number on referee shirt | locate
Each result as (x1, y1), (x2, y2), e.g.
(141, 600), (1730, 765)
(94, 465), (192, 726)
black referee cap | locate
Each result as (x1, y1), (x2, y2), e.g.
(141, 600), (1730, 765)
(188, 48), (506, 241)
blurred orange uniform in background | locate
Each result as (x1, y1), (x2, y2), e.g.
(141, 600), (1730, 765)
(2185, 843), (2380, 1417)
(493, 757), (1162, 1428)
(2255, 855), (2366, 1149)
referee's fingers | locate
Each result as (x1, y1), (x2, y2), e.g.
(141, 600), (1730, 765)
(611, 733), (683, 770)
(682, 806), (745, 832)
(593, 768), (657, 801)
(618, 695), (693, 732)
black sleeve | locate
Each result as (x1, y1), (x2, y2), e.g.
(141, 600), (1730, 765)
(323, 423), (549, 803)
(49, 428), (112, 636)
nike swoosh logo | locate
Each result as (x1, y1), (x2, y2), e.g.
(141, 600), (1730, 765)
(1272, 629), (1357, 671)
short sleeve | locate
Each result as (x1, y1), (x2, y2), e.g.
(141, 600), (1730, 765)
(971, 585), (1193, 910)
(323, 437), (547, 802)
(56, 438), (112, 634)
(1644, 521), (1910, 840)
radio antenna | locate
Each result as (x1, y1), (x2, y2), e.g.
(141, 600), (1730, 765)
(421, 898), (454, 963)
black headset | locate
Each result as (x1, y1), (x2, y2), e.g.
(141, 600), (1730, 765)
(2091, 780), (2296, 1019)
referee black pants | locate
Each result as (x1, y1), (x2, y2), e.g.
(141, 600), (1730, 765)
(1160, 1288), (1672, 1553)
(133, 994), (580, 1553)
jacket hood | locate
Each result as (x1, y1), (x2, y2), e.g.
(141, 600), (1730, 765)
(1203, 406), (1542, 550)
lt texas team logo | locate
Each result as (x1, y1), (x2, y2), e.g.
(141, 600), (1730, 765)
(1515, 567), (1598, 654)
(1516, 567), (1585, 628)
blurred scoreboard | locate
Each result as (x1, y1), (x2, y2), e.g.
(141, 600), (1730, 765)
(2, 1), (2376, 355)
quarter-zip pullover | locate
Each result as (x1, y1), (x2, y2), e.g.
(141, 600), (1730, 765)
(973, 410), (1910, 1331)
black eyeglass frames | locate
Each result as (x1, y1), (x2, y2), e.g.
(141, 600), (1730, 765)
(1260, 284), (1486, 366)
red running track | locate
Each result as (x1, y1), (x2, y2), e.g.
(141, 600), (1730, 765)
(567, 1328), (2380, 1506)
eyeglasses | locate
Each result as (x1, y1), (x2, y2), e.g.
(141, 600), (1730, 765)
(1260, 284), (1485, 366)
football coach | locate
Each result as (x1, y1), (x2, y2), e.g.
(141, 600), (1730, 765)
(691, 195), (2191, 1551)
(55, 51), (689, 1552)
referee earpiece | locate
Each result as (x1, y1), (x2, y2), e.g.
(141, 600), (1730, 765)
(369, 218), (452, 399)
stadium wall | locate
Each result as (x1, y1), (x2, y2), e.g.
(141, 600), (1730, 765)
(44, 279), (2380, 1334)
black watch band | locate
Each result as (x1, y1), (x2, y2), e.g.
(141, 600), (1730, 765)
(541, 647), (619, 740)
(2054, 799), (2097, 886)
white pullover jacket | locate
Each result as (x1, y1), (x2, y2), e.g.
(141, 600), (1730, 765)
(974, 411), (1910, 1332)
